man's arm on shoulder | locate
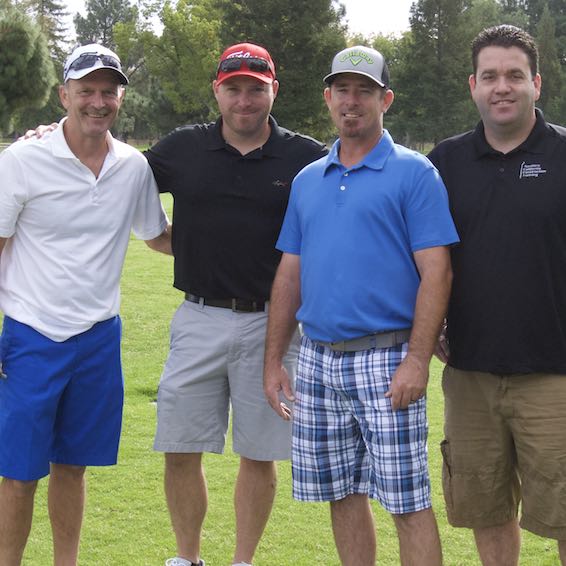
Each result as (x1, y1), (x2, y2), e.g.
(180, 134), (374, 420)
(144, 223), (172, 255)
(386, 245), (453, 410)
(264, 252), (301, 420)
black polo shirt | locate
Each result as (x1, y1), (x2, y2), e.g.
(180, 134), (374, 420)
(146, 116), (327, 300)
(428, 110), (566, 374)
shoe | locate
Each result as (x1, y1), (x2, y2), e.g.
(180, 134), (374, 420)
(165, 558), (205, 566)
(232, 563), (252, 566)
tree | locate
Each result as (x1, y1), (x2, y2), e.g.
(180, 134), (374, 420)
(26, 0), (69, 55)
(0, 6), (56, 131)
(139, 0), (222, 122)
(536, 4), (562, 117)
(390, 0), (477, 146)
(74, 0), (137, 49)
(215, 0), (347, 140)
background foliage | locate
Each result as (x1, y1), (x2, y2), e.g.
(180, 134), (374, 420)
(4, 0), (566, 144)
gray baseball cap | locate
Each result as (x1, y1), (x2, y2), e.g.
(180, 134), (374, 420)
(324, 45), (389, 88)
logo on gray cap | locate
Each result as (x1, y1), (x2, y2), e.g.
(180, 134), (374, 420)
(324, 45), (389, 88)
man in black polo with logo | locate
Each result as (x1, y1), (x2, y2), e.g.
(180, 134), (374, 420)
(428, 25), (566, 565)
(147, 42), (327, 566)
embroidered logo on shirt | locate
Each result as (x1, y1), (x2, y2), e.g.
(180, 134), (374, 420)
(519, 162), (547, 179)
(272, 180), (288, 188)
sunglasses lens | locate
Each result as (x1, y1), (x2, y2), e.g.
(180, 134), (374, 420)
(101, 55), (120, 69)
(220, 59), (242, 72)
(247, 58), (269, 72)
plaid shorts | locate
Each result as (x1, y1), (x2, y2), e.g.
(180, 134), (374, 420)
(292, 336), (432, 515)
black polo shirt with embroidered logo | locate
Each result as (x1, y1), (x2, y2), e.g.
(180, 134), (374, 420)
(428, 110), (566, 374)
(145, 116), (327, 300)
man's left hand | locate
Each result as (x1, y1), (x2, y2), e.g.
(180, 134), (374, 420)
(385, 353), (429, 410)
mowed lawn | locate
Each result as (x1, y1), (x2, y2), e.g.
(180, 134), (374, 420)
(17, 194), (560, 565)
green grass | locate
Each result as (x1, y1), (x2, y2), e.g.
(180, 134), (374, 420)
(16, 196), (561, 565)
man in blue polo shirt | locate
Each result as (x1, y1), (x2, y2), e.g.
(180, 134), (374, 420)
(264, 46), (458, 565)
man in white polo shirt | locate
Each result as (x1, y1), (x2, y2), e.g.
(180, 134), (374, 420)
(0, 43), (171, 565)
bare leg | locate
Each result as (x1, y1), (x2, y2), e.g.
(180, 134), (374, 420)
(330, 494), (375, 566)
(0, 477), (38, 566)
(49, 464), (86, 566)
(392, 508), (442, 566)
(165, 453), (207, 564)
(558, 539), (566, 565)
(233, 458), (277, 564)
(473, 519), (520, 566)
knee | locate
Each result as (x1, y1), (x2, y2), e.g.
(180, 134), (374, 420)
(1, 477), (39, 498)
(50, 464), (86, 483)
(165, 452), (202, 473)
(393, 508), (436, 532)
(239, 457), (276, 480)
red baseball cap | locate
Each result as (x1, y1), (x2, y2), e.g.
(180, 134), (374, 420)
(216, 42), (276, 86)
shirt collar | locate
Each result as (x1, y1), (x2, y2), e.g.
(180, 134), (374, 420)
(206, 115), (283, 158)
(472, 108), (547, 158)
(50, 116), (119, 162)
(323, 129), (394, 174)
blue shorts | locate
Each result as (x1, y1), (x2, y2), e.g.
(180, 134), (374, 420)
(0, 316), (124, 481)
(292, 336), (431, 515)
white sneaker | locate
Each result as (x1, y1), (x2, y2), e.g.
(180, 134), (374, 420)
(232, 563), (252, 566)
(165, 559), (205, 566)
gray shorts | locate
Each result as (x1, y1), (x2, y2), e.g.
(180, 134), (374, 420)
(154, 300), (299, 460)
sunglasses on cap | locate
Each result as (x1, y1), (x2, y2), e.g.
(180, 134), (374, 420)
(217, 57), (271, 75)
(67, 52), (121, 73)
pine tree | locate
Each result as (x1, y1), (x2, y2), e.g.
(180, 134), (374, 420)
(74, 0), (136, 49)
(0, 5), (56, 131)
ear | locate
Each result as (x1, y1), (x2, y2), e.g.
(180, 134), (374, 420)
(59, 84), (70, 110)
(323, 86), (331, 109)
(272, 80), (280, 98)
(534, 72), (542, 102)
(469, 73), (476, 96)
(382, 89), (394, 113)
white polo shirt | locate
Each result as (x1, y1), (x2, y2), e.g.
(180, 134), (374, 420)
(0, 119), (168, 341)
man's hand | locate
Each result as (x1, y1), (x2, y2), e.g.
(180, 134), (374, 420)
(385, 353), (429, 410)
(264, 365), (295, 421)
(434, 322), (450, 363)
(19, 123), (58, 141)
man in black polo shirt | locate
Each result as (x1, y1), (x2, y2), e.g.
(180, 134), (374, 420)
(147, 43), (327, 566)
(428, 25), (566, 565)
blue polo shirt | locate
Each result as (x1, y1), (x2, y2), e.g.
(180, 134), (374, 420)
(277, 130), (459, 342)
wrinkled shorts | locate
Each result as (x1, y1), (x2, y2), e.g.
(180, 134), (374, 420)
(292, 336), (431, 515)
(441, 365), (566, 540)
(154, 300), (299, 460)
(0, 316), (123, 481)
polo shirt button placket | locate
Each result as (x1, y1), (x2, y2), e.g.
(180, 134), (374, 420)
(90, 181), (100, 204)
(337, 171), (349, 206)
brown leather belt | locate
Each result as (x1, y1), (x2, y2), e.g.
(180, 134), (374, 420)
(316, 329), (412, 352)
(185, 293), (267, 313)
